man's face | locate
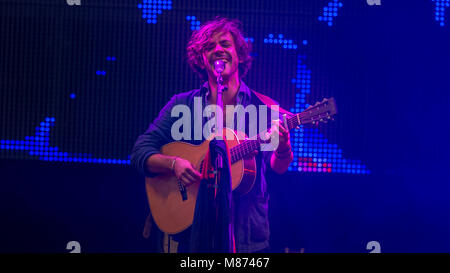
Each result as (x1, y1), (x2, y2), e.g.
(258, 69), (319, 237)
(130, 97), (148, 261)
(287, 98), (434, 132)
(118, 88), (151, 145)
(201, 31), (241, 81)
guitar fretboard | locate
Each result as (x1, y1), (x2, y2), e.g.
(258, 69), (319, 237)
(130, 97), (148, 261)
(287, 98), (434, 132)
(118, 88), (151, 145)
(229, 98), (336, 163)
(230, 139), (260, 164)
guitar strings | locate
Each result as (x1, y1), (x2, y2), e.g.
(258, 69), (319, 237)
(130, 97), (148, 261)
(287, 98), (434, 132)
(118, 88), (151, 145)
(229, 106), (331, 163)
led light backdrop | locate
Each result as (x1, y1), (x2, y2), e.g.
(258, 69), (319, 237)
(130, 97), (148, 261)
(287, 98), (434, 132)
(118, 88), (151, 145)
(0, 0), (449, 252)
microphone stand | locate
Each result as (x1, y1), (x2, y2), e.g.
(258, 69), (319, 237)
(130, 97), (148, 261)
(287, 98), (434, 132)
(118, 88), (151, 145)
(207, 66), (226, 250)
(215, 72), (225, 182)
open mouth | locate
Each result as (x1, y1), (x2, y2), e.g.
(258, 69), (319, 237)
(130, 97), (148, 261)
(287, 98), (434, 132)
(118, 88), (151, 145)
(212, 57), (230, 64)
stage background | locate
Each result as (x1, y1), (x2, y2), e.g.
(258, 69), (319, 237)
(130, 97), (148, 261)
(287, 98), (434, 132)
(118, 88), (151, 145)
(1, 0), (449, 252)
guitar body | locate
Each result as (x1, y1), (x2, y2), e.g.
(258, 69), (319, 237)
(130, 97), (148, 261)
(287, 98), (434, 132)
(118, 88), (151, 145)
(145, 127), (256, 234)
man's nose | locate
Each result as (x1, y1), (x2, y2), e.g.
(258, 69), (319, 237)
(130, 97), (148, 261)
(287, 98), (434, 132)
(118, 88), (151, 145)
(212, 44), (225, 53)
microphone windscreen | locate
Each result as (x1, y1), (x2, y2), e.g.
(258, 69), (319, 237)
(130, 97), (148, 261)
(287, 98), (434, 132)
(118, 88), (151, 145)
(214, 60), (225, 73)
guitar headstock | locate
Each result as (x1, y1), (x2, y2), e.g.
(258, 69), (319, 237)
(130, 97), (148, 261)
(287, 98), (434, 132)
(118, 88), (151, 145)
(296, 97), (338, 126)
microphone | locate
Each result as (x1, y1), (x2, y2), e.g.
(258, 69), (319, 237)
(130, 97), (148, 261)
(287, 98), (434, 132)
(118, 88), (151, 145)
(213, 59), (225, 74)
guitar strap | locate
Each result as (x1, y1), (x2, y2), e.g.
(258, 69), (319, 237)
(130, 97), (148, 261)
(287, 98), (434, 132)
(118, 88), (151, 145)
(251, 89), (295, 117)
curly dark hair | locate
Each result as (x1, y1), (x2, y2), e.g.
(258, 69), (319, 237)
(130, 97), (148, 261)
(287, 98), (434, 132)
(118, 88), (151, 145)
(186, 16), (252, 80)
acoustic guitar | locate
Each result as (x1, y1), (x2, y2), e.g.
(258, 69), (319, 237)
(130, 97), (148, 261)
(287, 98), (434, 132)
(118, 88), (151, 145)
(145, 98), (337, 234)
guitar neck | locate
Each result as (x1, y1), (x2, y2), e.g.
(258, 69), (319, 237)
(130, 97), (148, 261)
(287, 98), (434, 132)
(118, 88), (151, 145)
(229, 114), (300, 163)
(230, 139), (261, 164)
(230, 97), (337, 163)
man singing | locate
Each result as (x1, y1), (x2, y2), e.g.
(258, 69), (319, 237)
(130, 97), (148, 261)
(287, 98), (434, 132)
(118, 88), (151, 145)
(131, 16), (293, 253)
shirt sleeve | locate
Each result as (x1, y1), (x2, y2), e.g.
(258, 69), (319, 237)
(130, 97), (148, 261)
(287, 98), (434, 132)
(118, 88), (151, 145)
(130, 94), (179, 177)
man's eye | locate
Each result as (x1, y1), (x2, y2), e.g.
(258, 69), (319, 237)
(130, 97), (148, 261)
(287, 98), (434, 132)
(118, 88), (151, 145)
(205, 44), (215, 50)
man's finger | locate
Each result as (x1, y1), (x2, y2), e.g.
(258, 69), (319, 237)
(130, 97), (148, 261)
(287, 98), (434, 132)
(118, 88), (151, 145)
(272, 127), (280, 137)
(187, 167), (202, 180)
(182, 172), (196, 184)
(279, 121), (288, 133)
(179, 176), (191, 187)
